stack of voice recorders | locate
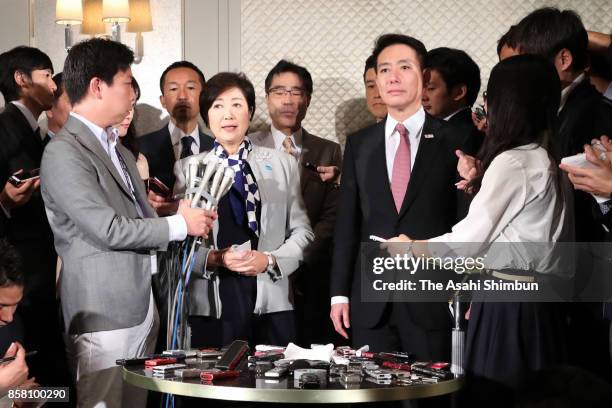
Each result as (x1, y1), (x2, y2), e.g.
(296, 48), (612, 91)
(116, 342), (455, 388)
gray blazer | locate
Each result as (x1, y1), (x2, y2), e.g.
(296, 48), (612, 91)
(249, 127), (342, 265)
(41, 116), (171, 335)
(174, 144), (314, 317)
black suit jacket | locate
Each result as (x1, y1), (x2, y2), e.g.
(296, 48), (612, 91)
(446, 109), (484, 216)
(447, 108), (484, 150)
(559, 80), (612, 242)
(0, 103), (56, 300)
(331, 114), (475, 330)
(298, 130), (342, 265)
(139, 124), (214, 190)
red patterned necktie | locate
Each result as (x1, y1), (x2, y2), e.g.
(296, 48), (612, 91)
(391, 123), (411, 212)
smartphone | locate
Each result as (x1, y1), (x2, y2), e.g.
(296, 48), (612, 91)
(472, 106), (486, 121)
(146, 177), (171, 197)
(144, 357), (177, 367)
(152, 363), (187, 374)
(175, 368), (203, 378)
(200, 369), (240, 382)
(215, 340), (249, 371)
(302, 162), (318, 172)
(8, 168), (40, 187)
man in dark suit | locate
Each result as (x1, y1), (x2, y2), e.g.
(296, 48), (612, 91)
(330, 34), (476, 364)
(363, 54), (388, 123)
(140, 61), (214, 215)
(250, 60), (342, 346)
(512, 7), (612, 381)
(139, 61), (215, 359)
(0, 46), (71, 390)
(422, 47), (483, 143)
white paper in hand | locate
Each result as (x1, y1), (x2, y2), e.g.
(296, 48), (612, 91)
(561, 153), (609, 203)
(231, 240), (251, 254)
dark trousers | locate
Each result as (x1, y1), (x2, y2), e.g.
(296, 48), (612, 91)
(20, 298), (75, 407)
(352, 303), (451, 408)
(189, 310), (296, 349)
(293, 262), (349, 348)
(352, 302), (451, 361)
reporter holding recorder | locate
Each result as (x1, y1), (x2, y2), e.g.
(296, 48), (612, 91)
(560, 135), (612, 241)
(41, 38), (216, 408)
(0, 240), (37, 398)
(173, 72), (313, 348)
(388, 55), (574, 402)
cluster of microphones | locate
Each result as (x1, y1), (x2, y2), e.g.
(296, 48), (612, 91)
(183, 153), (236, 213)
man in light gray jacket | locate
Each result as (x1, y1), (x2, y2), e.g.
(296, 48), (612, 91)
(40, 38), (215, 408)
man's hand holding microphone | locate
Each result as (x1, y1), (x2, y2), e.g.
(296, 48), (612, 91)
(176, 199), (217, 238)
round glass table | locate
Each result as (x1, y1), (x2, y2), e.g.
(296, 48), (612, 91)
(123, 365), (463, 404)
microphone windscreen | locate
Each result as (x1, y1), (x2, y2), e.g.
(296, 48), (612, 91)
(215, 167), (236, 201)
(209, 164), (226, 199)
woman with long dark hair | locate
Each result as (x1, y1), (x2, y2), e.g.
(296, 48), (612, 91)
(390, 54), (573, 398)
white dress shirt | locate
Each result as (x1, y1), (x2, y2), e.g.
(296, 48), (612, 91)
(169, 121), (200, 160)
(429, 144), (573, 278)
(384, 107), (425, 181)
(70, 113), (188, 274)
(605, 82), (612, 101)
(331, 107), (426, 306)
(271, 123), (303, 157)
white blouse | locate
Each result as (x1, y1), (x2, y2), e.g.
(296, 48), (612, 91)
(430, 144), (574, 277)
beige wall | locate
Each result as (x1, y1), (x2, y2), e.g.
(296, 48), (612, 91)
(0, 0), (31, 107)
(0, 0), (31, 53)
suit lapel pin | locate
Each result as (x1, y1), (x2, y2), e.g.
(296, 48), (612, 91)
(254, 149), (272, 161)
(424, 133), (434, 139)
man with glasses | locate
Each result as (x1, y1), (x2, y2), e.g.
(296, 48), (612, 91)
(250, 60), (343, 346)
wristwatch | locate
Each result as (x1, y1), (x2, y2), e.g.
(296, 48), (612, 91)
(264, 251), (275, 270)
(263, 251), (282, 282)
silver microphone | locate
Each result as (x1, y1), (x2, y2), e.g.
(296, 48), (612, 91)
(184, 156), (201, 201)
(199, 153), (219, 190)
(208, 164), (226, 202)
(214, 167), (236, 204)
(190, 154), (219, 208)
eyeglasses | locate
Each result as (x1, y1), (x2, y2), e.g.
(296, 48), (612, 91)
(268, 87), (306, 97)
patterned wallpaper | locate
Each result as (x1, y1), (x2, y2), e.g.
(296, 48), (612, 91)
(241, 0), (611, 146)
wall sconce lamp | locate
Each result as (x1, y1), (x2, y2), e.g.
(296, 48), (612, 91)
(55, 0), (83, 51)
(126, 0), (153, 63)
(57, 0), (152, 62)
(81, 0), (105, 36)
(102, 0), (130, 43)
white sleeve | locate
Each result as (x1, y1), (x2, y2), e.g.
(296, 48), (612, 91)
(331, 296), (349, 305)
(166, 215), (188, 241)
(430, 152), (527, 248)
